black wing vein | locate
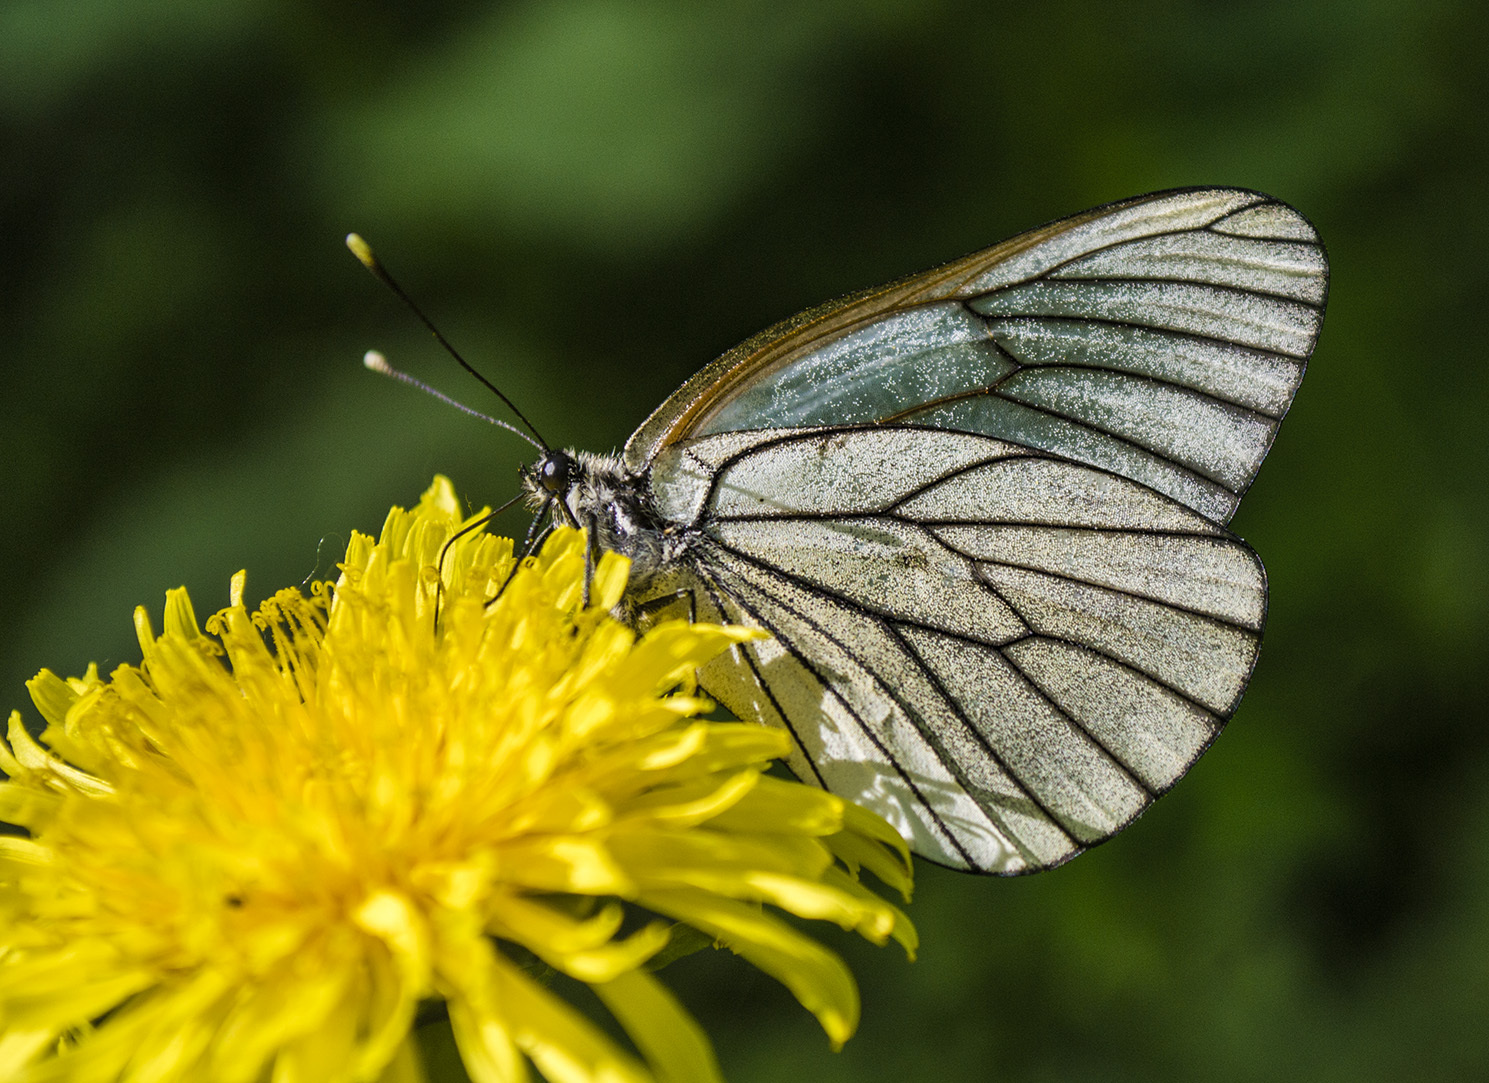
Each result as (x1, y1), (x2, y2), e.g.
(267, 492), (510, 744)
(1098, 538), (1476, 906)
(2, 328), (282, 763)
(693, 545), (988, 867)
(967, 308), (1316, 361)
(697, 539), (1072, 834)
(888, 619), (1156, 815)
(1029, 274), (1324, 311)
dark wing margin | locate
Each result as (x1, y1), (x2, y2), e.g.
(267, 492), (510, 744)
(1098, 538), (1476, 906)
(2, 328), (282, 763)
(625, 187), (1327, 526)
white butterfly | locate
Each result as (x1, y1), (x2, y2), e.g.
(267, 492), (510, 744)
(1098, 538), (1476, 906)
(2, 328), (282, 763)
(368, 187), (1329, 874)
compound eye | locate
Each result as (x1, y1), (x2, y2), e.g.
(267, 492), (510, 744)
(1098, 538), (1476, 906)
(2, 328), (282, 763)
(538, 452), (573, 494)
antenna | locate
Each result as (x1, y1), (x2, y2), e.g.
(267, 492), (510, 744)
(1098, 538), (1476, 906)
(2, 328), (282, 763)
(345, 233), (552, 451)
(363, 351), (543, 452)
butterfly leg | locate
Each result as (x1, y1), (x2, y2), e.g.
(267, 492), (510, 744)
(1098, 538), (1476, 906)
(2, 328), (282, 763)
(580, 511), (602, 608)
(485, 496), (556, 608)
(629, 586), (699, 631)
(435, 499), (518, 631)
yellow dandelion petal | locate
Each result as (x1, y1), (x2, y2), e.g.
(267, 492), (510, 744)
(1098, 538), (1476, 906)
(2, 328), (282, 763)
(591, 970), (723, 1083)
(353, 890), (433, 979)
(3, 703), (109, 796)
(491, 959), (650, 1083)
(207, 968), (352, 1080)
(0, 1031), (54, 1074)
(702, 774), (845, 835)
(263, 982), (361, 1083)
(610, 829), (835, 888)
(0, 834), (52, 867)
(447, 996), (527, 1083)
(0, 476), (916, 1082)
(823, 812), (916, 904)
(638, 887), (861, 1049)
(21, 668), (85, 732)
(363, 1037), (427, 1083)
(819, 867), (918, 958)
(614, 768), (760, 828)
(491, 895), (626, 955)
(497, 836), (636, 896)
(537, 922), (673, 986)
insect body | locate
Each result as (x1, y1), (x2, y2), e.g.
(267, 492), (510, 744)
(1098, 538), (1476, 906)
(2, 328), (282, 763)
(362, 186), (1328, 875)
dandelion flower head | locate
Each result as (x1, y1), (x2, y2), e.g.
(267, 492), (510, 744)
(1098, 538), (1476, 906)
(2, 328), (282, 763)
(0, 477), (914, 1083)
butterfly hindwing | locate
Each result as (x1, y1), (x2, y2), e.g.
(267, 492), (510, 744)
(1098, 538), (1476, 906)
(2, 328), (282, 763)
(635, 427), (1265, 872)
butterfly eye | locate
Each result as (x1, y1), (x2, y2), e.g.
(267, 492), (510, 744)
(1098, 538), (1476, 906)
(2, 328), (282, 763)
(537, 451), (575, 495)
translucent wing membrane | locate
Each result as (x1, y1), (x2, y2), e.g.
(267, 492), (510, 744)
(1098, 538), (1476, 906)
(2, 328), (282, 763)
(636, 428), (1265, 872)
(628, 187), (1327, 525)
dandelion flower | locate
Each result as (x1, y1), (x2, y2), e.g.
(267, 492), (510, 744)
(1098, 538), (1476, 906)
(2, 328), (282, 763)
(0, 477), (915, 1083)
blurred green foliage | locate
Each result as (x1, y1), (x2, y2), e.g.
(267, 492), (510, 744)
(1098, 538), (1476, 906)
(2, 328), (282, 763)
(3, 1), (1486, 1080)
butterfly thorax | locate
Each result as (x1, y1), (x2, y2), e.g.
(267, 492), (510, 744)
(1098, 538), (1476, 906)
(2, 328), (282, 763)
(522, 449), (679, 593)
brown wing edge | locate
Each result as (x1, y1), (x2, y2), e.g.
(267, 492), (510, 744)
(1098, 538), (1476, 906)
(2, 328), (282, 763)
(622, 187), (1250, 470)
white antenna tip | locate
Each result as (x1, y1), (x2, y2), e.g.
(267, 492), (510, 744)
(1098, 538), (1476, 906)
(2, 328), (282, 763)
(345, 233), (377, 269)
(363, 350), (392, 374)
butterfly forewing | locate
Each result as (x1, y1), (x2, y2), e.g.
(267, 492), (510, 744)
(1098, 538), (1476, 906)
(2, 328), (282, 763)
(627, 187), (1324, 524)
(621, 188), (1325, 872)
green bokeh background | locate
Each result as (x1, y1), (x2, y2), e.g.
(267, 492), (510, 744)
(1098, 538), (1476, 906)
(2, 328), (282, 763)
(4, 2), (1486, 1080)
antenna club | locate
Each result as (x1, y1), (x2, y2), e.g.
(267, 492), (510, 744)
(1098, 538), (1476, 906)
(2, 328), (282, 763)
(345, 233), (378, 270)
(363, 350), (392, 374)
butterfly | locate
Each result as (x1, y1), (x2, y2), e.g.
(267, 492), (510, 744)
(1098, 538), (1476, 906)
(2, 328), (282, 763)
(358, 187), (1329, 874)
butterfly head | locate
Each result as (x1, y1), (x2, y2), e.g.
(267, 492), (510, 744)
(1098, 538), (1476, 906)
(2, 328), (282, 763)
(520, 449), (582, 528)
(520, 448), (671, 591)
(532, 449), (577, 498)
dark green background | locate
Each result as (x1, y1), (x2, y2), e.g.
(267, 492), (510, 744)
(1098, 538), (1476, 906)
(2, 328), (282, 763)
(4, 2), (1486, 1080)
